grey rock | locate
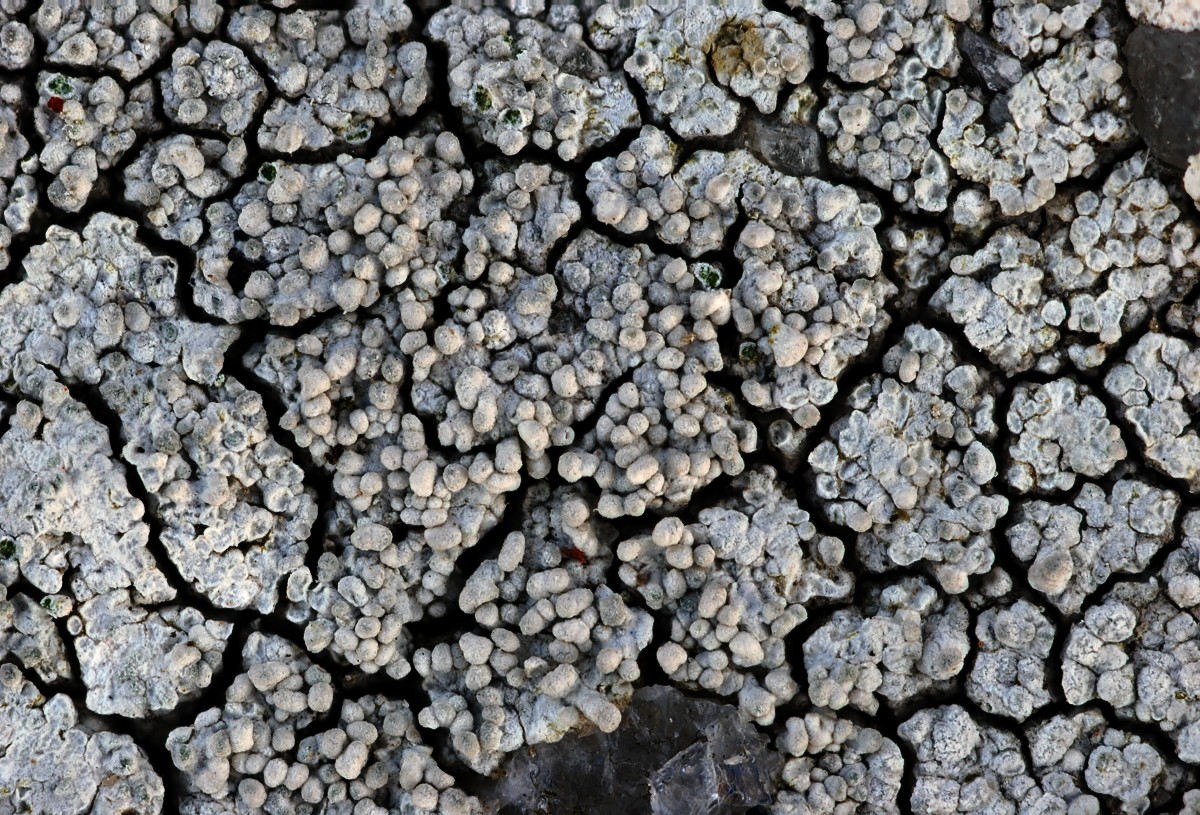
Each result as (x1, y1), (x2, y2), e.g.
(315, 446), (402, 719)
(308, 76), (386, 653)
(743, 115), (821, 178)
(1126, 25), (1200, 167)
(960, 28), (1024, 92)
(487, 685), (780, 815)
(651, 721), (778, 815)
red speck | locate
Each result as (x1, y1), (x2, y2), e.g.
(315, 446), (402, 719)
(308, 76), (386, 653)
(562, 546), (588, 565)
(47, 96), (64, 113)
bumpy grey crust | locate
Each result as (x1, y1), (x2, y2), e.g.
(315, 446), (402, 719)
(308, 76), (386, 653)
(4, 1), (1200, 813)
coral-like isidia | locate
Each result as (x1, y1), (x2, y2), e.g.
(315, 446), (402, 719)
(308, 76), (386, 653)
(2, 0), (1200, 813)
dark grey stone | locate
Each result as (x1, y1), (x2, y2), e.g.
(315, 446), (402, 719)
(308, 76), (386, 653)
(486, 686), (780, 815)
(744, 116), (822, 178)
(959, 28), (1024, 93)
(1125, 25), (1200, 168)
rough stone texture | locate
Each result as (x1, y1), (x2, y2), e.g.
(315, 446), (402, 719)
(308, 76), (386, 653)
(487, 685), (780, 815)
(1125, 25), (1200, 168)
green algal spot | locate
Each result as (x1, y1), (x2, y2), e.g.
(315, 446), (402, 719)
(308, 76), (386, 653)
(693, 263), (722, 290)
(259, 163), (277, 182)
(474, 86), (493, 112)
(39, 597), (52, 611)
(435, 261), (458, 286)
(502, 108), (522, 127)
(48, 75), (72, 95)
(347, 123), (371, 142)
(0, 538), (15, 558)
(739, 342), (760, 364)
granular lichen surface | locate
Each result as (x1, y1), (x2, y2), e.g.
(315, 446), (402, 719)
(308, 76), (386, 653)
(2, 0), (1200, 813)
